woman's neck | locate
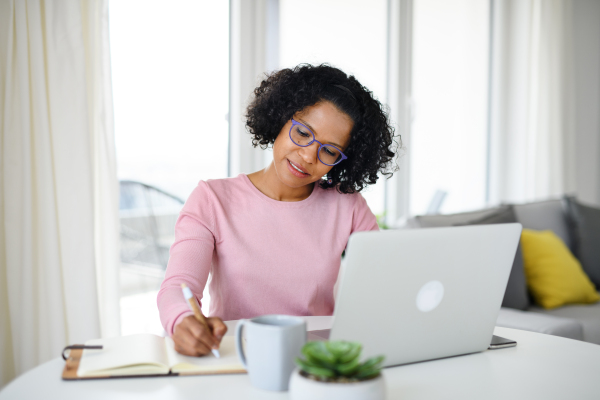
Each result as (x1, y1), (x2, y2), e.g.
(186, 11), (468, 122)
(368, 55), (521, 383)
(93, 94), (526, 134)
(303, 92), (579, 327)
(247, 162), (315, 202)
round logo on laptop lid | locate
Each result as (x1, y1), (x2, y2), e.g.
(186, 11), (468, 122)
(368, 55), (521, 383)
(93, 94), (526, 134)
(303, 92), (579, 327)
(416, 280), (444, 312)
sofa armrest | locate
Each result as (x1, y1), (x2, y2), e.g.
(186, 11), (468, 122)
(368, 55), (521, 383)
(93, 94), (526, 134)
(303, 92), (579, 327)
(496, 307), (584, 341)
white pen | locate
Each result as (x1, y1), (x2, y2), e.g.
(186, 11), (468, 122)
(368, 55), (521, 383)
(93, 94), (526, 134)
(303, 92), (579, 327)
(181, 283), (220, 358)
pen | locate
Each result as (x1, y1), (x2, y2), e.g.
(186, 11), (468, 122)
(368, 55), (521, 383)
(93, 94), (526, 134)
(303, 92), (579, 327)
(181, 283), (220, 358)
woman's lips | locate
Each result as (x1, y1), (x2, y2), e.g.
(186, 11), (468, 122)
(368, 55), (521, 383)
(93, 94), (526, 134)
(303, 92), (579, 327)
(287, 159), (310, 178)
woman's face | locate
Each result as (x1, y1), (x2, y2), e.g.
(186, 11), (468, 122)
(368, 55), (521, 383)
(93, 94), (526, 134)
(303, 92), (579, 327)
(272, 101), (353, 190)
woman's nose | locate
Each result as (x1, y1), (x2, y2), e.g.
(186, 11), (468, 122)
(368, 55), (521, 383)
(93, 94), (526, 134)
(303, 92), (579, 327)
(298, 142), (320, 164)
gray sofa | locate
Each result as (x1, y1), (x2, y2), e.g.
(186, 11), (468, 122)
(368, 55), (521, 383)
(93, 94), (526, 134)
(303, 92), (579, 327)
(406, 197), (600, 344)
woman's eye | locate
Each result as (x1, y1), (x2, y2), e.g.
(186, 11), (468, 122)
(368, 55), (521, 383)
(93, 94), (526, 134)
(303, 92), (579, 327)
(324, 147), (336, 156)
(297, 129), (311, 138)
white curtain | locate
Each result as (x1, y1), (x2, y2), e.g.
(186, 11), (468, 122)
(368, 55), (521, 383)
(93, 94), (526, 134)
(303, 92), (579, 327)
(0, 0), (120, 387)
(488, 0), (576, 204)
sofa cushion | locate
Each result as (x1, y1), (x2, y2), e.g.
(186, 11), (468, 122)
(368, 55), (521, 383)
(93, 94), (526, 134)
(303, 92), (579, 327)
(564, 198), (600, 289)
(512, 199), (572, 251)
(414, 206), (508, 228)
(458, 206), (529, 311)
(520, 229), (600, 309)
(496, 307), (583, 341)
(528, 299), (600, 344)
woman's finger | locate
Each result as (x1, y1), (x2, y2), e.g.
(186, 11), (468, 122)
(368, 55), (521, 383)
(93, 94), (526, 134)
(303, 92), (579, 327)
(173, 320), (213, 356)
(207, 317), (228, 341)
(174, 325), (212, 356)
(173, 339), (211, 357)
(182, 316), (219, 350)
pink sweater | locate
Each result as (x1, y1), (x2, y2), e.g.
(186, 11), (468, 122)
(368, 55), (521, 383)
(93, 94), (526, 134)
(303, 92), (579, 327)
(157, 174), (378, 335)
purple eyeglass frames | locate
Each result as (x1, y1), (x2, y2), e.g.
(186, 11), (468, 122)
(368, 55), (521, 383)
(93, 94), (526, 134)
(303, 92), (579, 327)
(288, 118), (348, 166)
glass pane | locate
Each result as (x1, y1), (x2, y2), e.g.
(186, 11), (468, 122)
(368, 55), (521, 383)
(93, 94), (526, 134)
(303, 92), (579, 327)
(410, 0), (489, 215)
(111, 0), (229, 200)
(109, 0), (229, 335)
(279, 0), (388, 217)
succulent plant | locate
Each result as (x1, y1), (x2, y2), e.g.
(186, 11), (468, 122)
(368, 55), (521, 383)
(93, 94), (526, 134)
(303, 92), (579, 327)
(295, 341), (385, 383)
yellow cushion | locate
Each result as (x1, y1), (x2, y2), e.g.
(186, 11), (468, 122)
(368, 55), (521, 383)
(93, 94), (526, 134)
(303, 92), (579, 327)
(520, 229), (600, 309)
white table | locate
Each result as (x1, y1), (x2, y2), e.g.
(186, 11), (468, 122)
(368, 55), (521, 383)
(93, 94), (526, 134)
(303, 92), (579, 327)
(2, 316), (600, 400)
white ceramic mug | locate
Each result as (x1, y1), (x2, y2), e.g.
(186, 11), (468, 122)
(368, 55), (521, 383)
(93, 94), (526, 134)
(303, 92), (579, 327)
(235, 315), (306, 391)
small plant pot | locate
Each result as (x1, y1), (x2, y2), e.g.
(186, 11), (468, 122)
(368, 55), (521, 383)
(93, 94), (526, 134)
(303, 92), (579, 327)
(288, 368), (386, 400)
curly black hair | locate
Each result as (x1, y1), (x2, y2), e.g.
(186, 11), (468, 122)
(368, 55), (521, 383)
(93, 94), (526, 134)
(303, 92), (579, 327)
(245, 64), (399, 194)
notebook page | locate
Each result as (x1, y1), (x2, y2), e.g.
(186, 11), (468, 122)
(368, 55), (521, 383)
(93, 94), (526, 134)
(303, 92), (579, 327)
(165, 336), (246, 374)
(78, 334), (170, 377)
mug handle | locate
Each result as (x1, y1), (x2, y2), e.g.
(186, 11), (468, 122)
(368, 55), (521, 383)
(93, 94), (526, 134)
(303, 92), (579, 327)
(235, 319), (247, 369)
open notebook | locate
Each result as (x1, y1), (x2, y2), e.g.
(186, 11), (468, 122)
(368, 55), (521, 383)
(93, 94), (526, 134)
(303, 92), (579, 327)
(62, 334), (245, 379)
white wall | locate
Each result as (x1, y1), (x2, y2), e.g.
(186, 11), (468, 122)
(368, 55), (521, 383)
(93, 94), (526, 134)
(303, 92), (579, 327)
(573, 0), (600, 206)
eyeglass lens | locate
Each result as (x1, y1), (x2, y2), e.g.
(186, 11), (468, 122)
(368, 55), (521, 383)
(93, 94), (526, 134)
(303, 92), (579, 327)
(290, 124), (343, 165)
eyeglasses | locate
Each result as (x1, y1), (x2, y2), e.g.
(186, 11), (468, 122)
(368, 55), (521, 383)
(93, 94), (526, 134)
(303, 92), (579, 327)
(289, 118), (348, 166)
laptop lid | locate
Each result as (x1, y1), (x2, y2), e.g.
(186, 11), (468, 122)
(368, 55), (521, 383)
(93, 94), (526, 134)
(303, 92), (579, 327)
(330, 223), (522, 367)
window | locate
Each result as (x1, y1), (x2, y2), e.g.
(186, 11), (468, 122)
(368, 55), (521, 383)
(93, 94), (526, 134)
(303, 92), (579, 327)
(109, 0), (229, 335)
(410, 0), (490, 215)
(108, 1), (492, 336)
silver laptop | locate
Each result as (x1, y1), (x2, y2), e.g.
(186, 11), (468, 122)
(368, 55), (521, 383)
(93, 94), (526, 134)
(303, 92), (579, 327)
(311, 223), (522, 367)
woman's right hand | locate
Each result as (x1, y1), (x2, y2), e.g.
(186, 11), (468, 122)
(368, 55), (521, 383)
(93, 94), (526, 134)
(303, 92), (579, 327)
(172, 315), (227, 356)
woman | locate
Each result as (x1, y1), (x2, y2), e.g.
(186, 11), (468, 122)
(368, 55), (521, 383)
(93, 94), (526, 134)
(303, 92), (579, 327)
(157, 64), (398, 356)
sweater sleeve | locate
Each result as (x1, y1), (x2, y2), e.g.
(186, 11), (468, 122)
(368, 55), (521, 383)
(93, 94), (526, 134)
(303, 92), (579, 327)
(351, 193), (379, 233)
(333, 193), (379, 299)
(157, 181), (217, 336)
